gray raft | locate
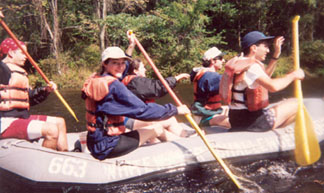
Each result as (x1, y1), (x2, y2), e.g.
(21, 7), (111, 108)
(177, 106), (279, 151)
(1, 98), (324, 191)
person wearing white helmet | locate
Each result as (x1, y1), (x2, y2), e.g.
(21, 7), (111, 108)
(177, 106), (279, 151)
(81, 45), (190, 160)
(190, 46), (230, 128)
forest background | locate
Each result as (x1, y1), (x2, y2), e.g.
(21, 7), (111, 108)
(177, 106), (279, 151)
(1, 0), (324, 89)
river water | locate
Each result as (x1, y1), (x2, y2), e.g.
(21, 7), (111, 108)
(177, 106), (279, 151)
(11, 77), (324, 192)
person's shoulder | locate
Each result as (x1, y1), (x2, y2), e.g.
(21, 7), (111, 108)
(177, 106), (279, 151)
(204, 70), (220, 77)
(248, 62), (264, 72)
(0, 61), (7, 69)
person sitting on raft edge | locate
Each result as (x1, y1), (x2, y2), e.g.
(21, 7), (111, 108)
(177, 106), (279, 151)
(220, 31), (305, 132)
(122, 58), (192, 141)
(0, 38), (68, 151)
(81, 46), (191, 160)
(190, 46), (230, 129)
(121, 32), (193, 141)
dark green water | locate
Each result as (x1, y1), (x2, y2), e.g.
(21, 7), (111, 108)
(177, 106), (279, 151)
(31, 77), (324, 131)
(15, 77), (324, 192)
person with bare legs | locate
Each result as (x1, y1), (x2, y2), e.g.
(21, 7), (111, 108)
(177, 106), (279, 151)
(82, 46), (190, 160)
(221, 31), (304, 132)
(0, 38), (68, 151)
(190, 47), (230, 129)
(122, 58), (191, 139)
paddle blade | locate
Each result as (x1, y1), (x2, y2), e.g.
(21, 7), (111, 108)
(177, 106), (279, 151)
(294, 105), (321, 166)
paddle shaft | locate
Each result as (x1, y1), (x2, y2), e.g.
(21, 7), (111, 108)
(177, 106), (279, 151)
(132, 34), (242, 189)
(0, 17), (79, 122)
(292, 15), (321, 165)
(292, 16), (303, 100)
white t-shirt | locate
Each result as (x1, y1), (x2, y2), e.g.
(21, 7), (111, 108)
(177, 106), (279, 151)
(230, 63), (268, 110)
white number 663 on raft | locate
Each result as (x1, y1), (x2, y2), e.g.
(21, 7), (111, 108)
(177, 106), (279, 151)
(48, 157), (87, 178)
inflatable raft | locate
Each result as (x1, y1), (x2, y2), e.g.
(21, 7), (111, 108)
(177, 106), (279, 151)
(1, 98), (324, 192)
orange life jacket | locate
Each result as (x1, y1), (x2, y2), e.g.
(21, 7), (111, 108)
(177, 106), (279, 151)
(219, 57), (269, 111)
(193, 68), (222, 110)
(82, 73), (126, 135)
(0, 63), (29, 111)
(122, 75), (155, 103)
(121, 74), (137, 86)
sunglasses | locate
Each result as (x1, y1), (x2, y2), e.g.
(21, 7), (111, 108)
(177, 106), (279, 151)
(213, 56), (223, 61)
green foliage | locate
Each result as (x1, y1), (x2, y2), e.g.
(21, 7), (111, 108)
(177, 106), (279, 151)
(272, 56), (294, 77)
(1, 0), (324, 88)
(71, 44), (101, 69)
(102, 0), (224, 77)
(300, 40), (324, 75)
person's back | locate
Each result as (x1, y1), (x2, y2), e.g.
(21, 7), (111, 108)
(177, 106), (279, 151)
(190, 47), (230, 128)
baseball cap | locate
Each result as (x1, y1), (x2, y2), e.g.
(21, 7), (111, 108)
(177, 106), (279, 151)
(241, 31), (274, 50)
(101, 46), (130, 62)
(202, 47), (225, 61)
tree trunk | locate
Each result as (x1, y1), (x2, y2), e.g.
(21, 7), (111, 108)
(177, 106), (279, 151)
(32, 0), (62, 74)
(100, 0), (107, 51)
(51, 0), (62, 74)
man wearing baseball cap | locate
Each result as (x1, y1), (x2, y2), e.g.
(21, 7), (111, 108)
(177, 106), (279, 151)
(227, 31), (305, 132)
(190, 46), (230, 128)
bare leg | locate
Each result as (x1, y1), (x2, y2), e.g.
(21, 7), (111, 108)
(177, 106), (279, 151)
(136, 124), (162, 146)
(54, 117), (68, 151)
(209, 106), (231, 128)
(135, 122), (182, 146)
(41, 122), (59, 150)
(209, 115), (230, 128)
(41, 117), (68, 151)
(271, 98), (298, 129)
(157, 117), (186, 137)
(133, 118), (185, 139)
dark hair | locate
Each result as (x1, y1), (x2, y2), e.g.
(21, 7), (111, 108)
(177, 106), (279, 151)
(127, 58), (142, 75)
(242, 40), (271, 56)
(202, 59), (211, 67)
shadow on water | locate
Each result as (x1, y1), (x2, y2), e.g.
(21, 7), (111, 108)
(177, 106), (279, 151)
(18, 77), (324, 192)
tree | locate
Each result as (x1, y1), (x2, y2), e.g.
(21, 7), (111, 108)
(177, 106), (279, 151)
(32, 0), (62, 73)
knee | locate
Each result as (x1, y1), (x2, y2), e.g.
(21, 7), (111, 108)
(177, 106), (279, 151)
(55, 117), (67, 131)
(56, 117), (66, 126)
(42, 123), (59, 140)
(153, 124), (164, 136)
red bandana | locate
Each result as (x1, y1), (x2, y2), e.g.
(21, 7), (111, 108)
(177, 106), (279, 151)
(0, 38), (25, 56)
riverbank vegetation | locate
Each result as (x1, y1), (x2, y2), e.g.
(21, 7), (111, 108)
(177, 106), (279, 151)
(1, 0), (323, 88)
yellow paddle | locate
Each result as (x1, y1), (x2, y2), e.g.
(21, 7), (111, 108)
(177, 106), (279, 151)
(0, 11), (79, 122)
(129, 30), (242, 189)
(292, 15), (321, 166)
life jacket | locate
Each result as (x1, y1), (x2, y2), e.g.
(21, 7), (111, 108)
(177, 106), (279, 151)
(0, 63), (29, 111)
(193, 68), (222, 110)
(82, 73), (125, 135)
(122, 75), (155, 103)
(219, 57), (269, 111)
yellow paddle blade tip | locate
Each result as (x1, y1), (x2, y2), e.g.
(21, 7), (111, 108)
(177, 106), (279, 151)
(293, 15), (300, 22)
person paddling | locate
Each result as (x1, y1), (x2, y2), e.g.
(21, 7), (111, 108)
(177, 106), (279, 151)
(0, 38), (68, 151)
(81, 46), (190, 160)
(122, 58), (191, 139)
(221, 31), (304, 132)
(190, 47), (230, 128)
